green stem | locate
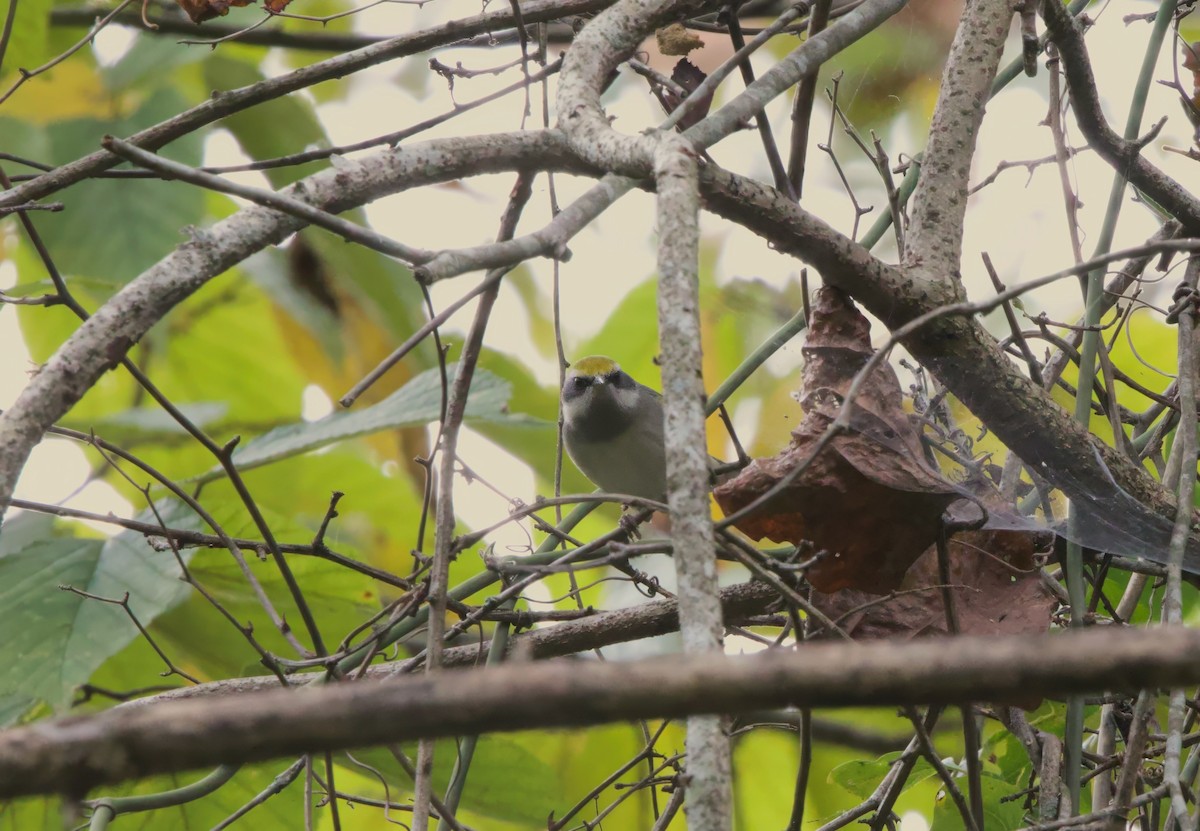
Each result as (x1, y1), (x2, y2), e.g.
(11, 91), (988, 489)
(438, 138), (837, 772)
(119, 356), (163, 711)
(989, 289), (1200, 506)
(1063, 0), (1177, 812)
(87, 764), (240, 828)
(859, 155), (922, 252)
(708, 307), (809, 415)
(437, 615), (513, 829)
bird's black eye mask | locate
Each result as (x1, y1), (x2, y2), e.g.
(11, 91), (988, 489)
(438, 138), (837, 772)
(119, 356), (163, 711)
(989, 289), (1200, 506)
(606, 369), (634, 390)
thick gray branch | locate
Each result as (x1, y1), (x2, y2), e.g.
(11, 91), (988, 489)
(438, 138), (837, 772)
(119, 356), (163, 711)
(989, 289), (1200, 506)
(655, 133), (732, 828)
(6, 626), (1200, 799)
(556, 0), (694, 167)
(904, 0), (1013, 282)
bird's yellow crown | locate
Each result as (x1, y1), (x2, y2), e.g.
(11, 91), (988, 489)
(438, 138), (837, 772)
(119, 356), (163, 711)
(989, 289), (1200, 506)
(571, 356), (620, 377)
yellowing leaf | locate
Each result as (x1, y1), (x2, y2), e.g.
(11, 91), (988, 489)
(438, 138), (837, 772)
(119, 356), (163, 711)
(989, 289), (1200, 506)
(0, 62), (107, 123)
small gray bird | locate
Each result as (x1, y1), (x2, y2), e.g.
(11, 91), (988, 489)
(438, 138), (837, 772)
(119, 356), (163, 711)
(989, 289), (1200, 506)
(561, 356), (668, 502)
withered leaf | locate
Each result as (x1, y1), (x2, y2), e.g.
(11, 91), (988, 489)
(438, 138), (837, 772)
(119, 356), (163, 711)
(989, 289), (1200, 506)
(808, 527), (1057, 642)
(659, 59), (712, 132)
(807, 522), (1057, 709)
(175, 0), (252, 23)
(715, 287), (960, 594)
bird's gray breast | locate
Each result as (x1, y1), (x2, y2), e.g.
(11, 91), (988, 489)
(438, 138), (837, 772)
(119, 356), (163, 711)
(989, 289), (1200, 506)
(564, 391), (666, 501)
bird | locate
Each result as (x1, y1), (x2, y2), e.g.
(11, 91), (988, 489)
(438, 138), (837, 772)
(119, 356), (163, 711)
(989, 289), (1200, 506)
(561, 356), (668, 503)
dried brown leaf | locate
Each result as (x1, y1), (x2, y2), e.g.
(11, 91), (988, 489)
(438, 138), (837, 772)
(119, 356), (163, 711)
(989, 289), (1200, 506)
(807, 523), (1057, 709)
(715, 287), (960, 594)
(659, 59), (711, 132)
(175, 0), (252, 23)
(810, 528), (1056, 642)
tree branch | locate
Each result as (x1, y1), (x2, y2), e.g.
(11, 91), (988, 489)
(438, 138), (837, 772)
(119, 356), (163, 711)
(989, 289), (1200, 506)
(904, 0), (1013, 282)
(7, 626), (1200, 799)
(50, 6), (390, 51)
(0, 0), (614, 210)
(120, 581), (780, 708)
(655, 132), (732, 829)
(1042, 0), (1200, 232)
(695, 164), (1200, 567)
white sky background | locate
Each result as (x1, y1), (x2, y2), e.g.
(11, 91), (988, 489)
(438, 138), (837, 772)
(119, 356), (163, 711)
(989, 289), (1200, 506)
(3, 0), (1200, 549)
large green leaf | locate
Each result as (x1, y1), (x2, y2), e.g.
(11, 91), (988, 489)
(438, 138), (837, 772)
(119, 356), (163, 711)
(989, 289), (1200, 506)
(195, 365), (538, 482)
(35, 87), (206, 285)
(101, 34), (209, 95)
(734, 729), (800, 829)
(579, 275), (661, 383)
(557, 723), (672, 828)
(88, 491), (386, 683)
(78, 402), (229, 437)
(0, 510), (59, 555)
(297, 226), (429, 344)
(0, 506), (197, 709)
(130, 268), (310, 429)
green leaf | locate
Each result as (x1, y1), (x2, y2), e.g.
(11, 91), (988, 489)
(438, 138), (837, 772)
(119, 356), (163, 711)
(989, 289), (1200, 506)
(506, 266), (558, 358)
(101, 34), (209, 93)
(149, 269), (309, 423)
(931, 775), (1026, 831)
(829, 751), (936, 800)
(196, 365), (535, 482)
(83, 402), (229, 436)
(446, 735), (567, 824)
(244, 246), (345, 363)
(0, 505), (195, 709)
(203, 54), (328, 188)
(350, 734), (570, 825)
(0, 793), (61, 831)
(0, 0), (51, 76)
(0, 696), (36, 729)
(0, 510), (60, 555)
(734, 729), (800, 829)
(35, 87), (206, 285)
(579, 276), (660, 382)
(296, 226), (429, 343)
(557, 724), (676, 827)
(0, 117), (51, 168)
(471, 346), (566, 490)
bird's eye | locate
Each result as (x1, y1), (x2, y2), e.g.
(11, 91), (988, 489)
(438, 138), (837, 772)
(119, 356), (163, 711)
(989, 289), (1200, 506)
(572, 376), (591, 390)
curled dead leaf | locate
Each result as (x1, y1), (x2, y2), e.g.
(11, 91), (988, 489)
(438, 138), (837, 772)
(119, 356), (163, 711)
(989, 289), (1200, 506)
(808, 527), (1056, 643)
(659, 59), (712, 132)
(716, 287), (959, 594)
(807, 519), (1057, 709)
(175, 0), (252, 23)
